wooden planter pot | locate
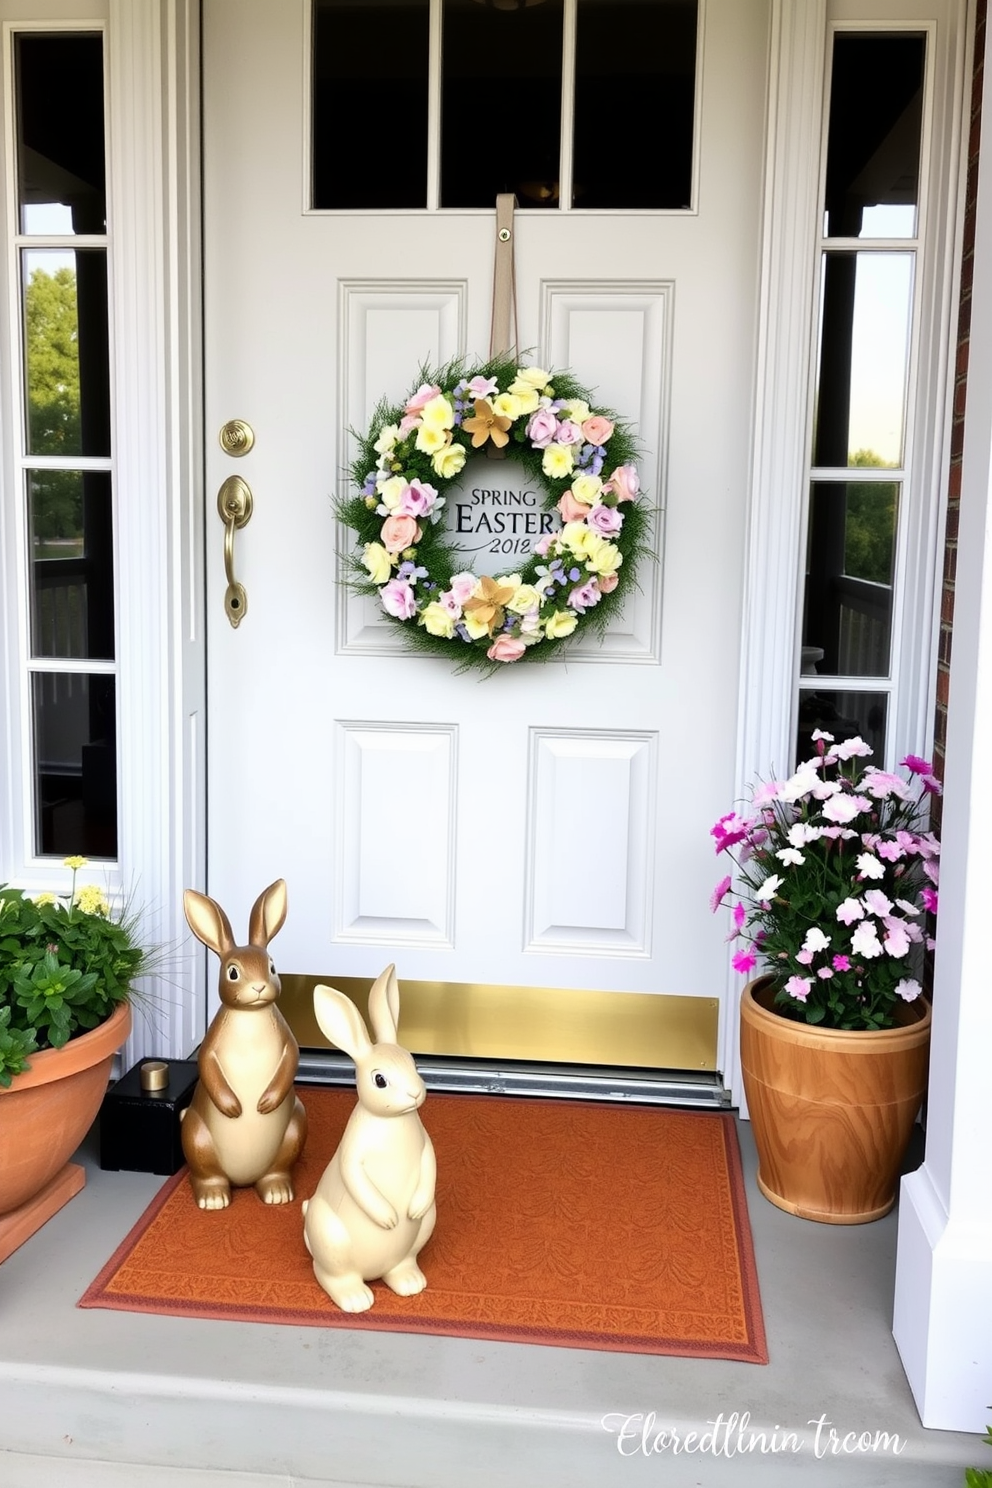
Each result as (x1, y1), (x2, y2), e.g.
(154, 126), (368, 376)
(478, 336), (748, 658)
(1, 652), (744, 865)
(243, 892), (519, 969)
(739, 977), (930, 1224)
(0, 1001), (131, 1262)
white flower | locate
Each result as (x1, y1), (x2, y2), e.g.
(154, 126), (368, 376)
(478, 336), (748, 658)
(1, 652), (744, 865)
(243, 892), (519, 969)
(373, 423), (400, 454)
(882, 920), (910, 958)
(776, 848), (806, 867)
(856, 853), (886, 880)
(863, 889), (893, 917)
(895, 977), (922, 1002)
(811, 779), (842, 799)
(778, 768), (819, 803)
(896, 898), (921, 917)
(811, 729), (835, 742)
(831, 736), (873, 760)
(821, 793), (871, 824)
(755, 874), (784, 902)
(851, 921), (883, 958)
(803, 927), (831, 953)
(836, 897), (865, 925)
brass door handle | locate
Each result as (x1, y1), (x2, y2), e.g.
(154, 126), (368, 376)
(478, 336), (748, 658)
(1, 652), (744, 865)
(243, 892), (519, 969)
(217, 475), (253, 627)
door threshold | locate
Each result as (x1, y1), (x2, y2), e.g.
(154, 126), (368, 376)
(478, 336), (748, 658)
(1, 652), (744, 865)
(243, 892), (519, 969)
(296, 1049), (731, 1108)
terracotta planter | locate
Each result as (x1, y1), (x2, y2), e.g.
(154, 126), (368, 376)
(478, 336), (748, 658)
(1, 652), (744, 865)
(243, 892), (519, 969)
(0, 1001), (131, 1261)
(739, 977), (930, 1224)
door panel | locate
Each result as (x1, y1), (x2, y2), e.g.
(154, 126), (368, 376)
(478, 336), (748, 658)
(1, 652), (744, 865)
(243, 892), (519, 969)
(202, 0), (770, 1063)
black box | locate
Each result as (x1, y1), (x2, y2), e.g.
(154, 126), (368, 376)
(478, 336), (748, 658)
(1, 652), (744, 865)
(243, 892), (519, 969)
(99, 1059), (199, 1175)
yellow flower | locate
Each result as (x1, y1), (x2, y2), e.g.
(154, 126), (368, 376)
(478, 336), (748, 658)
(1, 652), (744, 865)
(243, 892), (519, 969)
(463, 611), (491, 640)
(63, 855), (88, 870)
(492, 391), (525, 422)
(570, 473), (603, 506)
(506, 381), (540, 414)
(585, 542), (623, 578)
(559, 521), (597, 557)
(545, 610), (578, 639)
(513, 366), (549, 390)
(562, 398), (591, 424)
(507, 583), (541, 615)
(415, 423), (450, 455)
(420, 394), (455, 431)
(362, 542), (392, 584)
(463, 399), (511, 450)
(377, 475), (407, 512)
(432, 442), (467, 479)
(76, 885), (110, 917)
(420, 601), (456, 639)
(33, 892), (56, 907)
(373, 423), (400, 454)
(542, 444), (575, 479)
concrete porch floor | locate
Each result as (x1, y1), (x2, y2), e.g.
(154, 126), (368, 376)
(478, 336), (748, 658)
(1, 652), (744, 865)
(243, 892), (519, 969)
(0, 1109), (984, 1488)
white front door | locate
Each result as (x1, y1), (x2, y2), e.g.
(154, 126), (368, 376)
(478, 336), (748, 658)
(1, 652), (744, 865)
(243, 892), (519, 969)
(201, 0), (770, 1067)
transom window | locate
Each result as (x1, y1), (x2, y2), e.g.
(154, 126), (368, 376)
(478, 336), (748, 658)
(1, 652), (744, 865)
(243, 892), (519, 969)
(310, 0), (699, 211)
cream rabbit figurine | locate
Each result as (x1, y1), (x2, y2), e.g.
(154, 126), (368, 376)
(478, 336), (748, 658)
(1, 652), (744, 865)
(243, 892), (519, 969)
(302, 965), (436, 1312)
(181, 879), (307, 1210)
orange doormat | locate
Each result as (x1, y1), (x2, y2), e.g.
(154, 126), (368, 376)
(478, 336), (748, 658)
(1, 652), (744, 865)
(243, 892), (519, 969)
(79, 1089), (767, 1362)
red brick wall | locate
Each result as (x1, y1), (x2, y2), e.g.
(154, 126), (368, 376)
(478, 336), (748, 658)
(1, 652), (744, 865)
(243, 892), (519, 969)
(934, 0), (987, 826)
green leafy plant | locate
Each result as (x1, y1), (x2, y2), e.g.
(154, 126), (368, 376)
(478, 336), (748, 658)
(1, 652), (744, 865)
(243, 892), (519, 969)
(0, 857), (149, 1087)
(965, 1416), (992, 1486)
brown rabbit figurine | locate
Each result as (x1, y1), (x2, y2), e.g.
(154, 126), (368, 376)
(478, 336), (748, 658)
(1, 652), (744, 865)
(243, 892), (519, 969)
(181, 879), (307, 1210)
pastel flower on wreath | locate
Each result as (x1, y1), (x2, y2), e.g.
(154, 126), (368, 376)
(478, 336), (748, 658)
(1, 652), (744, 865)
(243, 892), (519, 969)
(785, 975), (812, 1002)
(856, 852), (886, 880)
(558, 520), (596, 558)
(582, 415), (615, 446)
(571, 472), (603, 506)
(376, 475), (407, 511)
(362, 541), (393, 584)
(447, 571), (477, 607)
(895, 977), (922, 1002)
(519, 608), (544, 642)
(380, 514), (422, 553)
(803, 927), (831, 954)
(545, 609), (578, 640)
(835, 897), (864, 926)
(542, 442), (575, 479)
(598, 570), (620, 593)
(462, 610), (492, 641)
(527, 407), (560, 448)
(432, 442), (467, 480)
(569, 577), (602, 613)
(398, 477), (440, 518)
(420, 394), (455, 431)
(465, 374), (499, 401)
(507, 583), (542, 615)
(76, 885), (110, 916)
(487, 634), (527, 663)
(398, 414), (420, 438)
(562, 398), (591, 424)
(732, 948), (757, 975)
(584, 541), (622, 579)
(404, 382), (441, 416)
(381, 578), (417, 620)
(555, 419), (584, 447)
(832, 735), (873, 760)
(463, 398), (512, 449)
(882, 919), (911, 958)
(505, 382), (541, 415)
(415, 422), (450, 456)
(710, 875), (732, 913)
(821, 792), (871, 824)
(492, 391), (526, 422)
(558, 489), (588, 524)
(463, 574), (517, 635)
(513, 366), (550, 391)
(420, 600), (457, 638)
(373, 423), (401, 455)
(863, 889), (893, 918)
(851, 920), (883, 959)
(607, 464), (640, 503)
(587, 503), (623, 537)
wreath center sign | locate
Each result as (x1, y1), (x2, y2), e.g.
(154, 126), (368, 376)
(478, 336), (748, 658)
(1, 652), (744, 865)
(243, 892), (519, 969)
(339, 357), (648, 670)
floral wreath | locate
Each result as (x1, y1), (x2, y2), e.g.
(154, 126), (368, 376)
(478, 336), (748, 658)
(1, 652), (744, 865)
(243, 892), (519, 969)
(338, 356), (649, 670)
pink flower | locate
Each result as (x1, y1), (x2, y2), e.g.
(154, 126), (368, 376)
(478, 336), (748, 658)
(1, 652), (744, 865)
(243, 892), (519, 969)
(711, 812), (750, 852)
(833, 736), (873, 760)
(795, 949), (814, 965)
(569, 578), (602, 613)
(607, 464), (639, 503)
(882, 920), (910, 958)
(398, 478), (439, 517)
(836, 898), (864, 925)
(861, 769), (912, 800)
(785, 975), (812, 1002)
(733, 902), (746, 930)
(895, 977), (922, 1002)
(487, 635), (526, 664)
(448, 572), (477, 606)
(465, 375), (499, 400)
(598, 571), (620, 593)
(439, 590), (463, 618)
(398, 414), (419, 437)
(832, 954), (851, 971)
(582, 415), (615, 445)
(876, 839), (905, 862)
(710, 876), (732, 913)
(527, 407), (559, 448)
(901, 754), (933, 775)
(404, 383), (440, 415)
(732, 949), (757, 975)
(817, 967), (834, 979)
(863, 889), (893, 917)
(924, 859), (940, 885)
(380, 515), (422, 553)
(586, 503), (622, 536)
(557, 490), (588, 523)
(922, 774), (943, 795)
(821, 793), (871, 823)
(555, 419), (583, 446)
(921, 886), (939, 914)
(380, 579), (417, 620)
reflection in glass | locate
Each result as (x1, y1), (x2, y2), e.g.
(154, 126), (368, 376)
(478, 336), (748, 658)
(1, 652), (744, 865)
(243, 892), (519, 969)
(796, 689), (888, 769)
(23, 249), (110, 458)
(803, 479), (898, 678)
(574, 0), (697, 209)
(32, 672), (117, 857)
(28, 470), (114, 661)
(824, 33), (925, 240)
(312, 1), (429, 209)
(813, 252), (913, 469)
(15, 32), (106, 235)
(441, 0), (563, 208)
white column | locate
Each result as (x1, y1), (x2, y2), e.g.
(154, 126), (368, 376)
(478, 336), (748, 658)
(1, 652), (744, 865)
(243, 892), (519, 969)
(893, 9), (992, 1431)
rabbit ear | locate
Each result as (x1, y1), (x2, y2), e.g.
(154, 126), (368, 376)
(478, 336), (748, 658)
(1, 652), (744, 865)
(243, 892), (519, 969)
(248, 879), (287, 947)
(184, 889), (235, 956)
(313, 984), (372, 1063)
(367, 963), (400, 1044)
